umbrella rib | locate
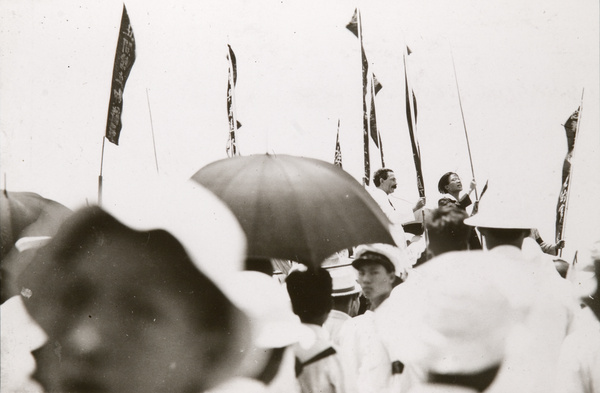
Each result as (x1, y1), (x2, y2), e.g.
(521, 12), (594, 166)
(272, 156), (313, 265)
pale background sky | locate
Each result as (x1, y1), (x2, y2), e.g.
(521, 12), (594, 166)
(1, 0), (598, 262)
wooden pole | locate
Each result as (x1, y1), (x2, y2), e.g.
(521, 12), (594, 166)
(451, 51), (479, 201)
(146, 88), (160, 174)
(98, 136), (106, 207)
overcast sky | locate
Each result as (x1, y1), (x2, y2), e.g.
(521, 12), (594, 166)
(1, 0), (598, 260)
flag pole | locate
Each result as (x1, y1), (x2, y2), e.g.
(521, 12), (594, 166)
(559, 88), (585, 258)
(403, 48), (429, 255)
(451, 51), (478, 201)
(98, 136), (106, 206)
(358, 10), (370, 186)
(146, 88), (160, 173)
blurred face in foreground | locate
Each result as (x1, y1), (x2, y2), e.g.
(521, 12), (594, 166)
(23, 210), (246, 393)
(357, 262), (395, 307)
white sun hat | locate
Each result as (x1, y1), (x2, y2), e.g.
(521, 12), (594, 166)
(101, 176), (247, 294)
(464, 187), (538, 230)
(376, 250), (528, 374)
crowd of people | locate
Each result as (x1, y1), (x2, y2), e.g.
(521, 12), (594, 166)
(1, 169), (598, 393)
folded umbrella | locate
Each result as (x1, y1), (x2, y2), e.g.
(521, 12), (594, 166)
(191, 154), (395, 268)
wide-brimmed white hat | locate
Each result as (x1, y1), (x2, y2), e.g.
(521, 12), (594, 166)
(101, 176), (247, 294)
(376, 251), (527, 374)
(464, 188), (538, 229)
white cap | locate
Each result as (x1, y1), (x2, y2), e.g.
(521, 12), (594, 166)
(354, 243), (411, 275)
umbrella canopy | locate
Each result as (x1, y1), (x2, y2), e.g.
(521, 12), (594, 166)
(191, 154), (395, 268)
(1, 190), (72, 302)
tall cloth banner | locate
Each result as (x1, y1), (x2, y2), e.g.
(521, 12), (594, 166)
(333, 120), (343, 168)
(555, 107), (580, 244)
(346, 8), (371, 185)
(226, 44), (242, 157)
(369, 75), (385, 167)
(403, 50), (425, 198)
(105, 5), (136, 145)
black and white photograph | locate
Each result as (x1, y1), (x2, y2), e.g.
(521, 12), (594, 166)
(1, 1), (599, 392)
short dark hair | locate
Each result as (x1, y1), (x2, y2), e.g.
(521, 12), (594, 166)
(373, 169), (393, 187)
(437, 172), (457, 194)
(478, 227), (531, 243)
(426, 206), (471, 256)
(286, 268), (333, 323)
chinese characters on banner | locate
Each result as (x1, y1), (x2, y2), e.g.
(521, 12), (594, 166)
(105, 5), (136, 145)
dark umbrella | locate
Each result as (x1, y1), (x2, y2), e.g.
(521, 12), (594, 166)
(1, 190), (72, 302)
(191, 154), (395, 268)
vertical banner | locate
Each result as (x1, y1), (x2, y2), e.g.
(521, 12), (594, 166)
(403, 52), (425, 198)
(105, 5), (136, 145)
(369, 76), (385, 167)
(226, 44), (241, 157)
(346, 8), (370, 185)
(555, 107), (580, 244)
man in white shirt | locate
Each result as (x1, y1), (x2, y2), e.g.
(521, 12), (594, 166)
(339, 244), (414, 393)
(287, 267), (347, 393)
(369, 169), (426, 266)
(371, 169), (426, 228)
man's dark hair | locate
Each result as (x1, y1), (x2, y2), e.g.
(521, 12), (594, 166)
(426, 206), (471, 257)
(478, 227), (530, 243)
(373, 169), (393, 188)
(286, 268), (333, 325)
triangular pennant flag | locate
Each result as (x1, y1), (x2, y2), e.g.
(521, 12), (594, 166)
(333, 120), (343, 168)
(346, 8), (359, 38)
(373, 73), (383, 95)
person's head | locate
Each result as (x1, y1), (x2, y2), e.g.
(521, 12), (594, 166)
(477, 227), (530, 250)
(352, 246), (396, 309)
(221, 270), (307, 385)
(286, 267), (333, 325)
(373, 168), (397, 195)
(577, 241), (600, 320)
(19, 179), (250, 393)
(437, 172), (463, 195)
(20, 207), (249, 393)
(426, 206), (471, 257)
(376, 251), (526, 392)
(325, 262), (361, 317)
